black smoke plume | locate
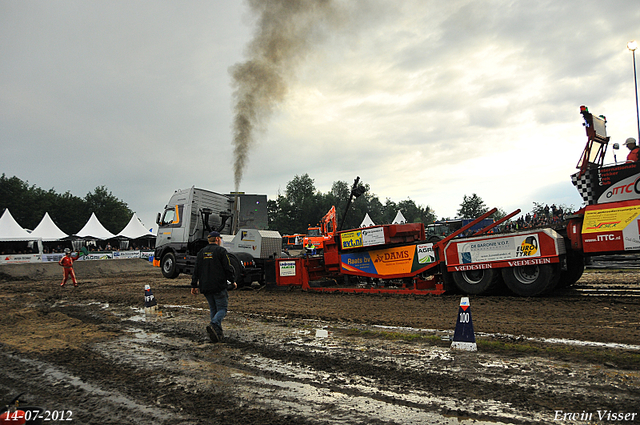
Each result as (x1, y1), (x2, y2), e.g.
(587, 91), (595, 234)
(229, 0), (343, 192)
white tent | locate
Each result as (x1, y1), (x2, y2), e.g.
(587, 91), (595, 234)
(75, 212), (116, 239)
(117, 213), (155, 239)
(30, 212), (68, 241)
(392, 210), (407, 224)
(0, 209), (35, 241)
(359, 213), (375, 227)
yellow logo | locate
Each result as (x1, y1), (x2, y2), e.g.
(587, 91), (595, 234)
(341, 231), (363, 250)
(518, 236), (538, 257)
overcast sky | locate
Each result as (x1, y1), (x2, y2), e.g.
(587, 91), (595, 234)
(2, 0), (639, 233)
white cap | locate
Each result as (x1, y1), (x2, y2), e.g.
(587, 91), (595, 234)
(625, 137), (636, 146)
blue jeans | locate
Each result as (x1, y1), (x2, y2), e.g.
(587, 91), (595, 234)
(204, 289), (228, 330)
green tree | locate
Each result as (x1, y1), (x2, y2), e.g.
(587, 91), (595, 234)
(52, 191), (89, 234)
(0, 174), (133, 235)
(492, 207), (507, 221)
(267, 174), (438, 233)
(381, 198), (398, 224)
(457, 194), (489, 219)
(285, 174), (321, 233)
(364, 194), (385, 226)
(84, 186), (133, 234)
(397, 198), (437, 224)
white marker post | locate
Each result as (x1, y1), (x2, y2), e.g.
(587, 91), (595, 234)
(144, 284), (158, 314)
(451, 297), (477, 351)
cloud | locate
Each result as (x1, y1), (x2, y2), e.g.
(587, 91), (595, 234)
(1, 0), (639, 229)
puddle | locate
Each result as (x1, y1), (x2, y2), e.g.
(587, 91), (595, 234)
(237, 353), (536, 424)
(370, 324), (640, 351)
(39, 299), (638, 424)
(94, 328), (195, 370)
(124, 306), (175, 322)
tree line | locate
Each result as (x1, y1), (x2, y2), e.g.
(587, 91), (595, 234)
(266, 174), (504, 235)
(0, 174), (133, 235)
(2, 173), (571, 238)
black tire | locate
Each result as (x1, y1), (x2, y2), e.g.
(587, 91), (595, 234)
(161, 252), (179, 279)
(441, 268), (458, 294)
(501, 263), (560, 296)
(558, 252), (584, 288)
(452, 268), (501, 295)
(227, 254), (244, 287)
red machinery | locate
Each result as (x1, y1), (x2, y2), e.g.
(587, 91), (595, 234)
(275, 106), (640, 296)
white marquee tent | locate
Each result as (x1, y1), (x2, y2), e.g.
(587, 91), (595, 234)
(29, 212), (69, 241)
(116, 213), (155, 239)
(75, 212), (116, 240)
(359, 213), (375, 227)
(392, 210), (407, 224)
(0, 209), (36, 241)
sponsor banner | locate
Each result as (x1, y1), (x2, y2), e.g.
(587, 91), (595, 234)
(623, 224), (640, 251)
(140, 251), (154, 260)
(37, 251), (155, 262)
(588, 162), (640, 204)
(342, 245), (415, 276)
(369, 247), (414, 275)
(361, 227), (385, 247)
(583, 232), (624, 252)
(42, 253), (65, 263)
(82, 252), (114, 261)
(582, 205), (640, 234)
(455, 234), (540, 264)
(341, 227), (387, 250)
(236, 243), (258, 251)
(279, 260), (296, 277)
(447, 256), (557, 272)
(113, 250), (141, 259)
(0, 254), (42, 264)
(340, 230), (363, 250)
(582, 204), (640, 252)
(417, 243), (436, 264)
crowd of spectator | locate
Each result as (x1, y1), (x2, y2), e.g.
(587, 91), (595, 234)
(39, 243), (154, 254)
(2, 242), (155, 255)
(500, 204), (574, 233)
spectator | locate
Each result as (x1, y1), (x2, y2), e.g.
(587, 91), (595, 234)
(625, 138), (639, 162)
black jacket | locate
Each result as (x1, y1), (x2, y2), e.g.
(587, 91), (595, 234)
(191, 243), (235, 294)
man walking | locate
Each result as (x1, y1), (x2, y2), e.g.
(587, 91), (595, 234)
(191, 231), (237, 343)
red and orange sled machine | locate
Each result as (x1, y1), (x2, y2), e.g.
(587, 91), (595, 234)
(275, 106), (640, 296)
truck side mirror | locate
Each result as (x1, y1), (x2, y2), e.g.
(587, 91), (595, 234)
(156, 213), (161, 225)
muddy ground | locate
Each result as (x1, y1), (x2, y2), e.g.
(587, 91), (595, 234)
(0, 260), (639, 424)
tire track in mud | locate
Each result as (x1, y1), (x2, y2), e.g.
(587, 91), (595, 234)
(1, 271), (640, 424)
(214, 315), (638, 424)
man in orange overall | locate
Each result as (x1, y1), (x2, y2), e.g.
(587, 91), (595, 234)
(58, 248), (79, 287)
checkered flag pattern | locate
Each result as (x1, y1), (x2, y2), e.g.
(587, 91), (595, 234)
(571, 171), (595, 205)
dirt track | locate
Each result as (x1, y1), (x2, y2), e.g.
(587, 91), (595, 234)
(1, 260), (639, 424)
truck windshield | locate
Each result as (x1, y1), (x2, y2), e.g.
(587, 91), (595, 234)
(307, 228), (321, 237)
(160, 205), (183, 227)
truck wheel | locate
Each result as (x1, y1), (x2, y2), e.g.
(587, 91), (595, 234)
(228, 254), (244, 288)
(441, 268), (458, 293)
(161, 252), (179, 279)
(501, 263), (559, 296)
(452, 269), (501, 295)
(558, 252), (584, 288)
